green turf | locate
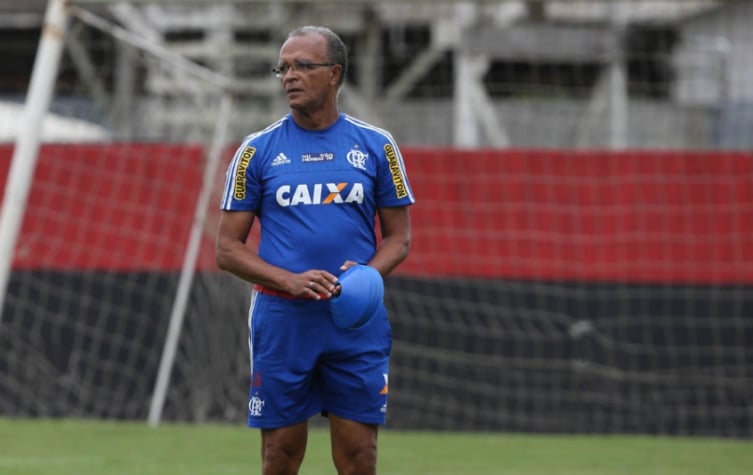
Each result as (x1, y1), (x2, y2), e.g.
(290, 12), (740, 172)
(0, 418), (751, 475)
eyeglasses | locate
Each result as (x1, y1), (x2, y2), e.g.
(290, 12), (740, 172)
(272, 60), (335, 78)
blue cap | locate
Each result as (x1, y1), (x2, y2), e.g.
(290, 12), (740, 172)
(329, 264), (384, 330)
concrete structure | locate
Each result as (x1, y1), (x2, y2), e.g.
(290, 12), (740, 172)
(3, 1), (752, 149)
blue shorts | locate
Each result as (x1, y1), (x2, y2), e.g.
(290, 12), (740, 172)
(246, 289), (392, 428)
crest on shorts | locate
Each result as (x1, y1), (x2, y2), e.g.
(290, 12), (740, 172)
(249, 394), (265, 417)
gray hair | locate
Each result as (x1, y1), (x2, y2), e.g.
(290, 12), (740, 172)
(287, 26), (348, 87)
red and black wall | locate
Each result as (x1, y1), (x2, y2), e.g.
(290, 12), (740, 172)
(1, 145), (751, 436)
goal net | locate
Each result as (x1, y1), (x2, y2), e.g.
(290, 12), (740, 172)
(1, 0), (751, 438)
(0, 1), (251, 423)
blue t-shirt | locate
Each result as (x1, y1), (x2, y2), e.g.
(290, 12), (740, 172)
(220, 113), (415, 275)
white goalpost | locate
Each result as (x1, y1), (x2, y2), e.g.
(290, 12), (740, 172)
(0, 0), (69, 331)
(147, 92), (233, 426)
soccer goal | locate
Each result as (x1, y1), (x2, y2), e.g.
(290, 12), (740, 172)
(0, 0), (251, 425)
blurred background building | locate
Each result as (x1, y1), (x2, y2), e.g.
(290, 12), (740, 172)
(1, 0), (751, 148)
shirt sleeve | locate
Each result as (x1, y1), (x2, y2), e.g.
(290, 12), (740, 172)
(219, 142), (262, 211)
(375, 139), (415, 208)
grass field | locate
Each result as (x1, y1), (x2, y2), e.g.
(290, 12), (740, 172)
(1, 417), (751, 475)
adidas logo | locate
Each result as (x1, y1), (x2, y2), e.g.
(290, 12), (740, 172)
(271, 153), (291, 166)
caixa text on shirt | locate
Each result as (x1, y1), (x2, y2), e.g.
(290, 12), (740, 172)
(276, 183), (364, 206)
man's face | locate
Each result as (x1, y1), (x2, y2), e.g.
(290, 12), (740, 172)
(276, 34), (337, 113)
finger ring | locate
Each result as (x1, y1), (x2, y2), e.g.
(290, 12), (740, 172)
(309, 281), (315, 288)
